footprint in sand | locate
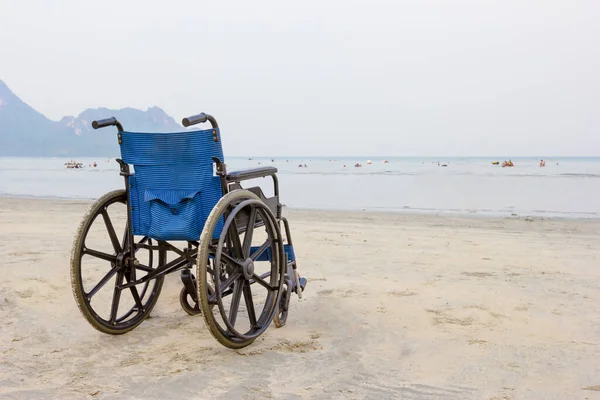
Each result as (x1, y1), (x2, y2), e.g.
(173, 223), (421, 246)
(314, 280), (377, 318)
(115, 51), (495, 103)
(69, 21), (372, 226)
(388, 290), (418, 297)
(583, 385), (600, 391)
(461, 272), (494, 278)
(467, 339), (488, 346)
(436, 316), (473, 326)
(426, 306), (506, 327)
(237, 338), (322, 356)
(425, 308), (474, 325)
(318, 288), (365, 298)
(16, 289), (33, 298)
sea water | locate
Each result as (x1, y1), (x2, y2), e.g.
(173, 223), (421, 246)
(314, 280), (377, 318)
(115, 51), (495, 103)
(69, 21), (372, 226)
(1, 156), (598, 219)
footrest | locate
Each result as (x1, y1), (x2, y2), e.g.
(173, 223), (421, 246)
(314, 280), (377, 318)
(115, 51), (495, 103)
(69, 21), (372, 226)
(295, 277), (307, 293)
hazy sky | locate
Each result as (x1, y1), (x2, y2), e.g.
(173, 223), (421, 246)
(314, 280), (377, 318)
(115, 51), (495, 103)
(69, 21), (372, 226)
(1, 0), (598, 156)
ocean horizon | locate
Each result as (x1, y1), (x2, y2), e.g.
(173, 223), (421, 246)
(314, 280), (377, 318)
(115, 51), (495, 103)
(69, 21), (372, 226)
(1, 155), (599, 219)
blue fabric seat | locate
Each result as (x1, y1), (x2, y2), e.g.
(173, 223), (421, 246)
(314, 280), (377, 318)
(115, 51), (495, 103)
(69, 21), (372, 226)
(119, 128), (225, 241)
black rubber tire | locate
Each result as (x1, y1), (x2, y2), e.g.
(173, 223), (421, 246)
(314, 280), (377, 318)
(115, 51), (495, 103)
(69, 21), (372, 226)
(196, 189), (285, 349)
(180, 286), (201, 316)
(273, 288), (289, 328)
(70, 190), (164, 335)
(180, 281), (215, 316)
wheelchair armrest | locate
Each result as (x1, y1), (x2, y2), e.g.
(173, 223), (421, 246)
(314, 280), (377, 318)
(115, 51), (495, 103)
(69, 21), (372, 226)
(226, 166), (278, 182)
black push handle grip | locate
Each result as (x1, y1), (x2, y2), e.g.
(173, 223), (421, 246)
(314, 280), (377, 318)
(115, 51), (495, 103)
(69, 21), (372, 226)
(92, 117), (123, 132)
(182, 113), (208, 127)
(182, 113), (219, 129)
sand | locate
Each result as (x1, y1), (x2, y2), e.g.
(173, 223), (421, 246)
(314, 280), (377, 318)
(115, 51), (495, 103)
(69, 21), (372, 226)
(0, 197), (599, 399)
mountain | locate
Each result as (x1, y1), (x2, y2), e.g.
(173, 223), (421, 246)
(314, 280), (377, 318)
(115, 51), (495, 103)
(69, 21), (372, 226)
(0, 80), (183, 156)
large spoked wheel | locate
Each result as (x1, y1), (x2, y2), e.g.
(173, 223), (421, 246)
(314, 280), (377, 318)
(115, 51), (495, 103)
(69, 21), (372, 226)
(70, 189), (165, 334)
(197, 189), (286, 349)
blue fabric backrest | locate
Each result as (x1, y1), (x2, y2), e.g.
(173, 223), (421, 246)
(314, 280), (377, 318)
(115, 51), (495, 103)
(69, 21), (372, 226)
(119, 128), (225, 241)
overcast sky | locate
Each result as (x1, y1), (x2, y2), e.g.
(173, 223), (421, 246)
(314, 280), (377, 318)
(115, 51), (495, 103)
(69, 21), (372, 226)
(0, 0), (598, 156)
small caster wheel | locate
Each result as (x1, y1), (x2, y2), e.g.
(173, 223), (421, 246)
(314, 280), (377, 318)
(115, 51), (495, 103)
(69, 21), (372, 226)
(180, 287), (201, 316)
(273, 288), (289, 328)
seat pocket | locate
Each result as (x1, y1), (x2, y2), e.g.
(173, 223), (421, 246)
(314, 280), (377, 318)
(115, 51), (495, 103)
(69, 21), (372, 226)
(144, 189), (201, 240)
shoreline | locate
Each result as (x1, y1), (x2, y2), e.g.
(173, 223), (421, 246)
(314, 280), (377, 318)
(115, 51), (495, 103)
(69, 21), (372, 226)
(1, 194), (598, 222)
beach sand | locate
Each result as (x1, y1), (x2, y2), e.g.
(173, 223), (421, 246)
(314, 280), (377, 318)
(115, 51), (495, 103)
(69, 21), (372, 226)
(1, 197), (599, 399)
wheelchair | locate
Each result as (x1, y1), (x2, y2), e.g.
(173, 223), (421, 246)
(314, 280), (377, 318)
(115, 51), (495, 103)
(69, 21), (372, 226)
(69, 113), (307, 349)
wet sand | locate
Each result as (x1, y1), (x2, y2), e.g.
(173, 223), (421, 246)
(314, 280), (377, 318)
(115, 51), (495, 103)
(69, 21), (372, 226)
(1, 197), (599, 399)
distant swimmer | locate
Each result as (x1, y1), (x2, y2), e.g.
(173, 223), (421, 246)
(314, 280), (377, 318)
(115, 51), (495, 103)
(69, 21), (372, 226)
(539, 159), (546, 167)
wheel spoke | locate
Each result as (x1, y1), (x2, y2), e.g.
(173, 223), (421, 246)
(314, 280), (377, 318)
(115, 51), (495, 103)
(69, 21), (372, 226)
(209, 271), (241, 303)
(250, 239), (272, 261)
(109, 272), (124, 324)
(125, 273), (144, 312)
(220, 252), (244, 269)
(243, 281), (257, 328)
(84, 248), (117, 263)
(220, 271), (241, 292)
(228, 217), (244, 259)
(86, 265), (119, 299)
(101, 209), (122, 253)
(220, 287), (234, 299)
(242, 207), (257, 258)
(134, 263), (154, 273)
(228, 279), (244, 328)
(251, 273), (274, 291)
(121, 223), (129, 250)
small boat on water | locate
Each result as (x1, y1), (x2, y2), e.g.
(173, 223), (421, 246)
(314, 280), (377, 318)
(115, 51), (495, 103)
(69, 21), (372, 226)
(492, 161), (499, 165)
(65, 160), (84, 169)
